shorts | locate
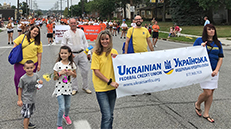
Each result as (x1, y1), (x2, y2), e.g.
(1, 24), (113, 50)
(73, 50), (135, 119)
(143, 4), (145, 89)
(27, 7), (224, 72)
(40, 24), (43, 27)
(18, 30), (22, 32)
(200, 72), (219, 89)
(7, 30), (13, 33)
(21, 103), (35, 118)
(47, 33), (53, 38)
(152, 32), (159, 38)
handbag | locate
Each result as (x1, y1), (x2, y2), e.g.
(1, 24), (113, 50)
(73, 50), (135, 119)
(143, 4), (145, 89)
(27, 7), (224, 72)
(122, 28), (134, 54)
(8, 35), (26, 65)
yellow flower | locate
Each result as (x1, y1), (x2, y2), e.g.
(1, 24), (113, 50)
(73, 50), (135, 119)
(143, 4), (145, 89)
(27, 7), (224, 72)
(43, 73), (52, 82)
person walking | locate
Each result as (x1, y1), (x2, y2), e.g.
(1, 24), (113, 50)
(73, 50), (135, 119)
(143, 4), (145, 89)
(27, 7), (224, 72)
(194, 24), (224, 123)
(91, 30), (119, 129)
(6, 19), (14, 45)
(152, 21), (160, 47)
(13, 25), (43, 95)
(61, 18), (92, 95)
(204, 16), (210, 26)
(124, 15), (154, 96)
(53, 46), (77, 129)
(120, 19), (128, 39)
(46, 20), (53, 45)
(17, 60), (43, 129)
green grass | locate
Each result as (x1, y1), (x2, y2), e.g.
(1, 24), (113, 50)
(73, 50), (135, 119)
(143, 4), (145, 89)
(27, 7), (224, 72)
(126, 21), (231, 38)
(159, 32), (197, 44)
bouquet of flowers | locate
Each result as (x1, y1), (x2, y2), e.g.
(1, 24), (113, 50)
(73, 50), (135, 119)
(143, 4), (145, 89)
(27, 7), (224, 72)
(43, 73), (68, 83)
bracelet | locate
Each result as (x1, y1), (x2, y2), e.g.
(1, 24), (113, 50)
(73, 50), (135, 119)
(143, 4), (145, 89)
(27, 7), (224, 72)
(107, 78), (112, 85)
(57, 72), (61, 77)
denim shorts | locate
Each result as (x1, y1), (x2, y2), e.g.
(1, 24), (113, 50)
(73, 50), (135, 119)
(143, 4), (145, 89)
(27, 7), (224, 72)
(21, 103), (35, 118)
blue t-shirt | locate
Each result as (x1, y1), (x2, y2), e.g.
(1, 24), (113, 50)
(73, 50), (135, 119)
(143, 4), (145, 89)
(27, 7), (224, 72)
(193, 37), (224, 71)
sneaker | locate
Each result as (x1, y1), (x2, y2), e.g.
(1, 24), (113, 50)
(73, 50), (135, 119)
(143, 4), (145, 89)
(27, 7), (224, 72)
(63, 114), (72, 125)
(124, 37), (126, 39)
(8, 42), (10, 45)
(120, 37), (122, 39)
(11, 42), (14, 45)
(57, 126), (63, 129)
(72, 90), (78, 95)
(82, 88), (92, 94)
(23, 122), (36, 128)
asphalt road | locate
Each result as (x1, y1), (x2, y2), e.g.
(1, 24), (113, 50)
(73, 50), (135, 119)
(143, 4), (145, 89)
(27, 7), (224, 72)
(0, 26), (231, 129)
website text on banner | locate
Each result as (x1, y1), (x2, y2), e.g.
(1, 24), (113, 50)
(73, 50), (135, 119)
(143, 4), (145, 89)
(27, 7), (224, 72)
(112, 46), (213, 98)
(78, 25), (101, 41)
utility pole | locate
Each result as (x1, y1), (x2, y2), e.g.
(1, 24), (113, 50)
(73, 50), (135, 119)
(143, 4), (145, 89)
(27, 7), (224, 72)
(60, 0), (62, 16)
(130, 0), (133, 22)
(17, 0), (19, 20)
(26, 0), (28, 16)
(70, 0), (72, 17)
(81, 0), (84, 18)
(67, 0), (69, 17)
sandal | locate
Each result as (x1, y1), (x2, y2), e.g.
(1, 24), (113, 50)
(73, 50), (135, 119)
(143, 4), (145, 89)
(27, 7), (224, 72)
(194, 103), (202, 117)
(203, 116), (215, 123)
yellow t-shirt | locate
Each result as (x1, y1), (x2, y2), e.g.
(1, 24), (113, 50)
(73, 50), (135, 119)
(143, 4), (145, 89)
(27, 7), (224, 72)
(91, 49), (118, 92)
(126, 27), (151, 53)
(14, 34), (43, 64)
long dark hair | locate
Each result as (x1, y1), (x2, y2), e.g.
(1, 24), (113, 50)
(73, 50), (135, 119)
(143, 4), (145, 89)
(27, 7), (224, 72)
(26, 25), (41, 45)
(202, 24), (221, 49)
(56, 46), (75, 68)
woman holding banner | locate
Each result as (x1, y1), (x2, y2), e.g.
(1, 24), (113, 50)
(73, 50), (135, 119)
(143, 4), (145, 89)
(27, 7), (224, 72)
(193, 24), (224, 123)
(91, 30), (119, 129)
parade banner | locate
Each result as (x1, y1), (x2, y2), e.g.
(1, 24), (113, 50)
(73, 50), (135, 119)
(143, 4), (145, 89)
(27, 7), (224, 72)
(55, 25), (101, 42)
(112, 46), (213, 98)
(55, 25), (70, 43)
(79, 25), (101, 41)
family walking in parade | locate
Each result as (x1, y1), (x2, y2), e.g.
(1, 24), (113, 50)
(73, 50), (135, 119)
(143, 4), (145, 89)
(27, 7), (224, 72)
(10, 15), (223, 129)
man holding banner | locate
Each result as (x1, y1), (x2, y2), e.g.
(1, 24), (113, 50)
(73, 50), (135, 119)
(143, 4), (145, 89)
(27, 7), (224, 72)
(124, 15), (154, 95)
(61, 18), (92, 95)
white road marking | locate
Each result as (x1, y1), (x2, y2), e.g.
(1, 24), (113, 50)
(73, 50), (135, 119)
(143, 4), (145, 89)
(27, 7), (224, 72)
(73, 120), (91, 129)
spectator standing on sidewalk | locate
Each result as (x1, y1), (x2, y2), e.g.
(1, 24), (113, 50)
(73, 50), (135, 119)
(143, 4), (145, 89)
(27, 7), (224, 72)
(61, 18), (92, 95)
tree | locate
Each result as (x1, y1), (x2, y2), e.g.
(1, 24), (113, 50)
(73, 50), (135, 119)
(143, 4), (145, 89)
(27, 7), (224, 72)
(11, 5), (16, 9)
(170, 0), (205, 26)
(196, 0), (231, 24)
(63, 7), (69, 17)
(70, 4), (82, 17)
(20, 2), (30, 16)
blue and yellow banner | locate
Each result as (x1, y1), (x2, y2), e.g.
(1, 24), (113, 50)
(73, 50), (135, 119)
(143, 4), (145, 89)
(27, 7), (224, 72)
(113, 46), (212, 98)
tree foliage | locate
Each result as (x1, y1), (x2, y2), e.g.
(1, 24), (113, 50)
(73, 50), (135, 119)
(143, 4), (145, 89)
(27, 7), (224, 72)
(196, 0), (231, 10)
(170, 0), (205, 26)
(20, 2), (29, 16)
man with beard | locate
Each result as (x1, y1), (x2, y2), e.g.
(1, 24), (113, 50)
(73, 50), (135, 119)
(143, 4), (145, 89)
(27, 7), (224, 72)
(61, 18), (92, 95)
(124, 15), (154, 53)
(124, 15), (154, 96)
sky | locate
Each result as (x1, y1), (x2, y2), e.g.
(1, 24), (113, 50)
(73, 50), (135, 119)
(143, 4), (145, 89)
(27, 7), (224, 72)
(0, 0), (81, 10)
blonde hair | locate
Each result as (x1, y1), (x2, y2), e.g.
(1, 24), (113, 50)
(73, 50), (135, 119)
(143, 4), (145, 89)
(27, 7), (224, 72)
(93, 30), (113, 56)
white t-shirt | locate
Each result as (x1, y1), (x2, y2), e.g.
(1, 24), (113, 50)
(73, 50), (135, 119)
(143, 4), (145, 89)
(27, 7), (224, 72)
(121, 23), (128, 28)
(7, 23), (14, 31)
(53, 61), (76, 97)
(17, 23), (22, 30)
(61, 29), (89, 52)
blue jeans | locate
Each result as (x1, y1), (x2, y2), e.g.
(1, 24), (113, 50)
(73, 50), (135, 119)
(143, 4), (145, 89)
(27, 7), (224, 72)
(96, 89), (117, 129)
(57, 95), (71, 127)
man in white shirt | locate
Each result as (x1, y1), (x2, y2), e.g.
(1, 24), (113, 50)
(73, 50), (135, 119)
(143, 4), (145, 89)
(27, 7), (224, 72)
(61, 18), (92, 95)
